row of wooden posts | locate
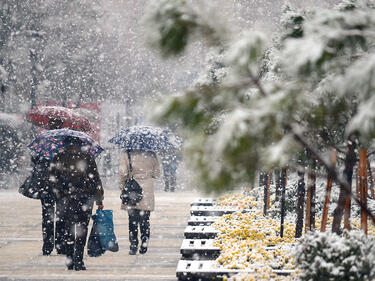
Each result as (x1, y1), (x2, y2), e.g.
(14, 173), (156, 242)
(260, 148), (373, 237)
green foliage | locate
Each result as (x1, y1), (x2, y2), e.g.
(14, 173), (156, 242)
(154, 0), (195, 56)
(280, 4), (306, 40)
(155, 92), (208, 130)
(143, 0), (220, 57)
(146, 0), (375, 193)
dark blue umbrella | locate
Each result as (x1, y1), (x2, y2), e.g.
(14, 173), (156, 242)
(28, 129), (104, 160)
(108, 126), (181, 153)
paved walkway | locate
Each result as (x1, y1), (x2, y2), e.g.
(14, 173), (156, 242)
(0, 189), (201, 280)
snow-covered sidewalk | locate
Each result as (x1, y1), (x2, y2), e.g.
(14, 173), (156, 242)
(0, 189), (200, 280)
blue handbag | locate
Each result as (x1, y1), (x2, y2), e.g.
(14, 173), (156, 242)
(87, 219), (106, 257)
(92, 209), (119, 252)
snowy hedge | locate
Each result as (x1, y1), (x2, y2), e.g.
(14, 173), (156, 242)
(295, 230), (375, 281)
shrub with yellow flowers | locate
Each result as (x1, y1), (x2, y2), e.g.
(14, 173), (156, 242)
(211, 193), (297, 280)
(213, 184), (375, 281)
(227, 266), (297, 281)
(215, 193), (262, 210)
(211, 191), (375, 281)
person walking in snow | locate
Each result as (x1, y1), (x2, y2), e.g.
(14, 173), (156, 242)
(32, 118), (65, 255)
(50, 137), (104, 270)
(161, 152), (181, 192)
(30, 154), (66, 255)
(119, 150), (160, 255)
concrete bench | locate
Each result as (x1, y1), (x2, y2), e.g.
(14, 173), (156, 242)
(180, 239), (220, 259)
(176, 260), (294, 280)
(190, 198), (216, 206)
(184, 225), (219, 239)
(190, 206), (250, 216)
(188, 216), (220, 226)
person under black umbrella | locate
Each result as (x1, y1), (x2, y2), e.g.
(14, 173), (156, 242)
(119, 150), (160, 255)
(33, 118), (65, 255)
(109, 126), (179, 255)
(49, 137), (104, 270)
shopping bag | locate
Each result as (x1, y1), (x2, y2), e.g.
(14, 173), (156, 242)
(87, 219), (106, 257)
(94, 209), (119, 252)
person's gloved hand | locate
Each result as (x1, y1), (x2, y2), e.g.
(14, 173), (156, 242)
(98, 205), (104, 210)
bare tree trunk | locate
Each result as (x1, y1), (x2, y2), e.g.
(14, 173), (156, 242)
(264, 171), (271, 215)
(321, 150), (336, 232)
(310, 172), (316, 230)
(359, 149), (368, 235)
(305, 174), (311, 233)
(356, 165), (360, 198)
(275, 169), (281, 202)
(280, 168), (287, 238)
(0, 83), (5, 112)
(305, 172), (316, 232)
(260, 171), (268, 216)
(295, 170), (305, 238)
(344, 191), (351, 230)
(332, 137), (357, 234)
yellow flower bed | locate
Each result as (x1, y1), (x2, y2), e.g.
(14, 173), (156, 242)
(213, 211), (295, 270)
(212, 192), (296, 280)
(215, 193), (262, 210)
(212, 192), (375, 280)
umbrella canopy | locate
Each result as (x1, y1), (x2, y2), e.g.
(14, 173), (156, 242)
(28, 128), (103, 160)
(108, 125), (181, 153)
(27, 106), (91, 131)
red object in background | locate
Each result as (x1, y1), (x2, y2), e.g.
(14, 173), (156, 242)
(32, 102), (101, 143)
(72, 103), (101, 143)
(27, 106), (91, 131)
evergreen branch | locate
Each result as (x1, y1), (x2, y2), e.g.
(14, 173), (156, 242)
(247, 68), (375, 226)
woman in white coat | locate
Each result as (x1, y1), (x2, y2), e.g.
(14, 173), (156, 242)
(119, 150), (160, 255)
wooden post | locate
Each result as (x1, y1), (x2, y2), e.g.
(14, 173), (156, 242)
(359, 149), (368, 235)
(321, 150), (336, 232)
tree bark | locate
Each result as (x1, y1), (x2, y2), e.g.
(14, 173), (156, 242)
(356, 165), (360, 198)
(265, 171), (271, 215)
(321, 150), (336, 232)
(332, 137), (357, 234)
(275, 169), (281, 202)
(260, 171), (268, 216)
(280, 168), (287, 238)
(310, 172), (316, 230)
(359, 149), (368, 235)
(305, 171), (316, 232)
(295, 170), (305, 238)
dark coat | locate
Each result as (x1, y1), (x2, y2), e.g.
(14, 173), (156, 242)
(50, 151), (104, 205)
(31, 156), (55, 200)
